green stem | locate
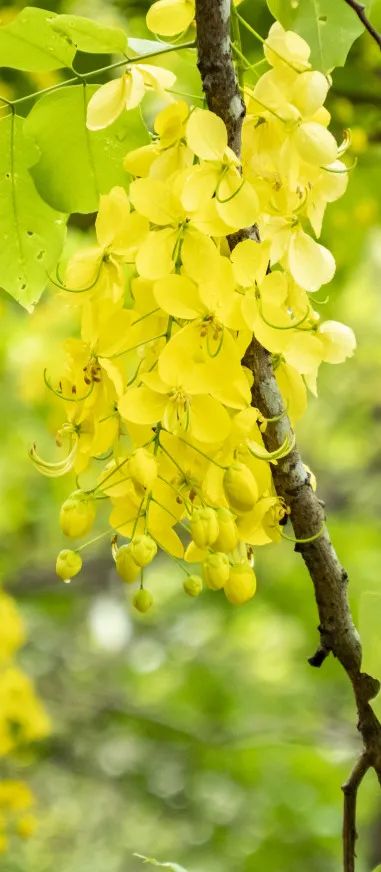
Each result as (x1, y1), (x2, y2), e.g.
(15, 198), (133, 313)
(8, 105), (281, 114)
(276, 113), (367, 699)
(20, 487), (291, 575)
(231, 4), (244, 89)
(280, 525), (325, 544)
(2, 41), (196, 108)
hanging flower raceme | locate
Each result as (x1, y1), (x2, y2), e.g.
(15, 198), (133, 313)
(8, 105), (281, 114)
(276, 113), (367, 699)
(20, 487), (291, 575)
(32, 21), (356, 614)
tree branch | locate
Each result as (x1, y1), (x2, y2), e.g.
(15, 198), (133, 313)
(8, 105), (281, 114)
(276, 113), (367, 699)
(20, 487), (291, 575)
(342, 753), (371, 872)
(195, 0), (381, 862)
(343, 0), (381, 50)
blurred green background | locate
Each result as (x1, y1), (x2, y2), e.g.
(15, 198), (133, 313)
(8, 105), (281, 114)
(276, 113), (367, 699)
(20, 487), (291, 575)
(0, 1), (381, 870)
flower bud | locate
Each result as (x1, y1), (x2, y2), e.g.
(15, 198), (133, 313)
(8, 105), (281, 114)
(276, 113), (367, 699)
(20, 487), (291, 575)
(133, 589), (153, 613)
(59, 491), (96, 538)
(115, 545), (140, 583)
(223, 463), (258, 514)
(55, 549), (82, 582)
(128, 448), (158, 490)
(224, 563), (257, 605)
(212, 508), (238, 553)
(190, 507), (219, 548)
(130, 534), (157, 567)
(183, 575), (203, 597)
(203, 552), (230, 591)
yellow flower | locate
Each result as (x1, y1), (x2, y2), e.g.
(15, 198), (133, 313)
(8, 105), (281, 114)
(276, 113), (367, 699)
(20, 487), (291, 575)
(65, 187), (148, 302)
(124, 101), (192, 180)
(119, 368), (231, 444)
(87, 64), (176, 130)
(183, 109), (259, 227)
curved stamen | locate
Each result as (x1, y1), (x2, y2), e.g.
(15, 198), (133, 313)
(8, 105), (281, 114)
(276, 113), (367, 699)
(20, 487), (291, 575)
(43, 369), (94, 403)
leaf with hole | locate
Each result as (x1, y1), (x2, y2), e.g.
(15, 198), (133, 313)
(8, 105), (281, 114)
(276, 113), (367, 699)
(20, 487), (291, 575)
(51, 14), (127, 54)
(0, 114), (66, 309)
(24, 84), (150, 214)
(0, 6), (75, 71)
(266, 0), (366, 71)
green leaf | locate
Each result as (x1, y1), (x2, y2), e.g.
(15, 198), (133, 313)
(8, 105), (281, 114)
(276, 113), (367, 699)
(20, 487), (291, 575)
(134, 855), (189, 872)
(24, 84), (149, 214)
(266, 0), (365, 72)
(0, 114), (66, 309)
(359, 591), (381, 678)
(51, 14), (127, 55)
(0, 7), (75, 71)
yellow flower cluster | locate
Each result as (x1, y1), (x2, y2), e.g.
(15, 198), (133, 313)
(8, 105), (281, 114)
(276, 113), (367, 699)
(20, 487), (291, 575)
(32, 23), (355, 611)
(0, 592), (50, 852)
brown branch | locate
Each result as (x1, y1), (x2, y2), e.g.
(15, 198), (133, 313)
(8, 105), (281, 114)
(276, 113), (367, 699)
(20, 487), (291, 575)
(195, 0), (381, 863)
(343, 0), (381, 50)
(342, 753), (371, 871)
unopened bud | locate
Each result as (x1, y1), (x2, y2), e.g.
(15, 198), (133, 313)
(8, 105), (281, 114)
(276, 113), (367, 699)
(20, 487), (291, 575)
(224, 563), (257, 605)
(55, 549), (82, 582)
(133, 589), (153, 613)
(223, 463), (258, 514)
(203, 552), (230, 590)
(59, 491), (96, 538)
(183, 575), (203, 597)
(115, 545), (140, 583)
(190, 506), (219, 548)
(130, 534), (157, 567)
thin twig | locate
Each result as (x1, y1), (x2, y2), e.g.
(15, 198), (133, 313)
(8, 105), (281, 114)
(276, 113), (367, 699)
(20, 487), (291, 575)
(343, 0), (381, 49)
(342, 754), (371, 872)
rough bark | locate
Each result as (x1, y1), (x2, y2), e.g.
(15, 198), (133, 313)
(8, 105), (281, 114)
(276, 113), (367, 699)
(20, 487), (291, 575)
(195, 0), (381, 866)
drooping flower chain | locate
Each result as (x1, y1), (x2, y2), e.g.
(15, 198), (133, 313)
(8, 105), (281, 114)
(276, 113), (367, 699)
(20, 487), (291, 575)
(31, 22), (356, 612)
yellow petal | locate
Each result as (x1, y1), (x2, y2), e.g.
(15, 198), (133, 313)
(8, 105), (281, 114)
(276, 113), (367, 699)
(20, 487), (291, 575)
(137, 63), (176, 91)
(154, 100), (189, 146)
(136, 228), (178, 279)
(275, 361), (307, 424)
(181, 164), (220, 212)
(190, 200), (233, 236)
(124, 66), (146, 110)
(216, 173), (259, 229)
(99, 358), (125, 396)
(153, 274), (202, 319)
(186, 108), (227, 160)
(260, 271), (288, 306)
(149, 522), (184, 558)
(288, 229), (335, 292)
(284, 332), (324, 375)
(146, 0), (195, 37)
(184, 541), (208, 563)
(318, 320), (356, 363)
(86, 77), (126, 131)
(129, 177), (183, 225)
(294, 122), (337, 166)
(109, 497), (143, 537)
(190, 394), (231, 443)
(181, 229), (219, 281)
(231, 238), (270, 287)
(118, 385), (166, 424)
(264, 21), (311, 73)
(95, 186), (130, 249)
(123, 143), (159, 177)
(64, 247), (104, 295)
